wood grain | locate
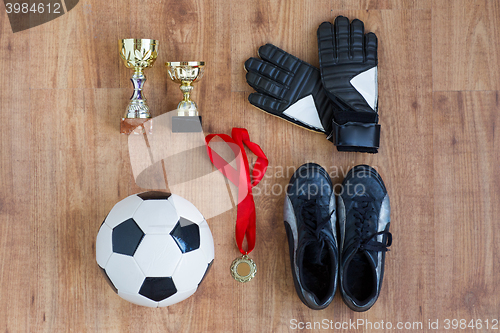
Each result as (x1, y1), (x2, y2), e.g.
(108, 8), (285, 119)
(0, 0), (499, 332)
(0, 10), (31, 332)
(433, 91), (500, 319)
(432, 0), (500, 91)
(331, 0), (431, 10)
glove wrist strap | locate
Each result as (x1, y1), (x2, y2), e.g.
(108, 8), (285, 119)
(327, 121), (380, 153)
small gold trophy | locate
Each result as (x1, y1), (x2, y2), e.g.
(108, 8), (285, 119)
(119, 38), (158, 134)
(165, 61), (205, 132)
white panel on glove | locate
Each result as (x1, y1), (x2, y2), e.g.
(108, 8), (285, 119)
(350, 66), (378, 111)
(282, 95), (325, 132)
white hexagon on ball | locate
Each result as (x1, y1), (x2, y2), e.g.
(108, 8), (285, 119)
(172, 250), (209, 292)
(105, 253), (146, 294)
(134, 234), (182, 277)
(104, 194), (143, 229)
(133, 199), (179, 234)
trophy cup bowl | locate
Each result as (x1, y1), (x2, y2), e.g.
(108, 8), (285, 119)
(119, 38), (158, 134)
(165, 61), (205, 116)
(165, 61), (205, 132)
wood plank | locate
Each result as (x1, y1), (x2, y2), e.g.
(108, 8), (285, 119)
(230, 7), (436, 332)
(309, 9), (436, 327)
(331, 0), (431, 10)
(432, 0), (500, 91)
(230, 0), (270, 93)
(433, 91), (500, 319)
(28, 10), (76, 89)
(0, 12), (31, 333)
(28, 88), (99, 332)
(72, 0), (132, 89)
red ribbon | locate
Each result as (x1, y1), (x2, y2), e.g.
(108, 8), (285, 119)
(205, 128), (268, 255)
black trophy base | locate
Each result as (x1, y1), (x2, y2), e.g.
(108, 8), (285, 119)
(172, 116), (203, 133)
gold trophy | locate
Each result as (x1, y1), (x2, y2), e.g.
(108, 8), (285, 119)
(119, 38), (158, 134)
(165, 61), (205, 132)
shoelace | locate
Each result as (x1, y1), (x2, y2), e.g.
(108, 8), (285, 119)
(299, 196), (334, 264)
(352, 196), (392, 252)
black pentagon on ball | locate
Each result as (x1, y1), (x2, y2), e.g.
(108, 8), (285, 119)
(112, 218), (144, 256)
(170, 217), (200, 253)
(137, 191), (171, 200)
(139, 277), (177, 302)
(99, 266), (117, 294)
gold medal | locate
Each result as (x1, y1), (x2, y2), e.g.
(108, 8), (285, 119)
(230, 255), (257, 283)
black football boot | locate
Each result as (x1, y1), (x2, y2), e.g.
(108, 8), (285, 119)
(284, 163), (338, 310)
(338, 165), (392, 311)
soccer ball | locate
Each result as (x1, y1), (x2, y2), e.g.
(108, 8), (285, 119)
(96, 191), (214, 307)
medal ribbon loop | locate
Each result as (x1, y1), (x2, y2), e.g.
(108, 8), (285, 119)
(205, 128), (268, 255)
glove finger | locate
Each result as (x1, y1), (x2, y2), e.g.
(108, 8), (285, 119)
(317, 21), (336, 66)
(364, 32), (378, 64)
(350, 19), (365, 62)
(334, 16), (350, 63)
(248, 92), (285, 115)
(244, 57), (294, 86)
(246, 71), (286, 99)
(257, 44), (299, 72)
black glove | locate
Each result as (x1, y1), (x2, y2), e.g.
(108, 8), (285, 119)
(318, 16), (380, 153)
(244, 44), (334, 135)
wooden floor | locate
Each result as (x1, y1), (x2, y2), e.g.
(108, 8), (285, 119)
(1, 0), (499, 332)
